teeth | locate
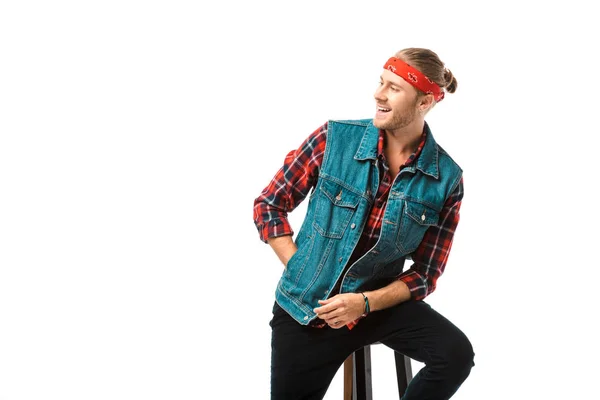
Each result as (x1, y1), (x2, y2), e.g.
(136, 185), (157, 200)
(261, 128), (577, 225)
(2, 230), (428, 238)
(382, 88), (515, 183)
(378, 107), (390, 112)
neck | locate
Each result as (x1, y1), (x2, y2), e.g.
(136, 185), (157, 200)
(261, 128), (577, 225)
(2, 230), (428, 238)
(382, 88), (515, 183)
(383, 119), (425, 154)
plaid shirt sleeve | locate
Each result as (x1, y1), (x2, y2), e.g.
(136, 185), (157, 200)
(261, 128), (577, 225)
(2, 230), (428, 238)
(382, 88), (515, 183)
(253, 123), (328, 243)
(397, 176), (464, 300)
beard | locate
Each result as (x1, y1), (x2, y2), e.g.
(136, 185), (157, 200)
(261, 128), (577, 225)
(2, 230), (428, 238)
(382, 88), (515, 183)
(373, 99), (419, 131)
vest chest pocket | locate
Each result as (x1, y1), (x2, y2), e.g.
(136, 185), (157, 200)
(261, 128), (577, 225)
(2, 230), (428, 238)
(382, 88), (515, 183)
(395, 200), (440, 254)
(313, 179), (360, 239)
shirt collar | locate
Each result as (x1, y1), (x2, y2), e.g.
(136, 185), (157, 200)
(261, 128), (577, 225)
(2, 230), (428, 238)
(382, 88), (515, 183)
(354, 120), (440, 179)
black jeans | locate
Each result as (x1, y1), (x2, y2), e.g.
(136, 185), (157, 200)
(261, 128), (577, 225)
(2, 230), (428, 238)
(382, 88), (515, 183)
(270, 300), (474, 400)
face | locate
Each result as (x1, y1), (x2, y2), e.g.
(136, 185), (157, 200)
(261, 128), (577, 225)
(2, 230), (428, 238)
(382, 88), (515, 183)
(373, 69), (421, 131)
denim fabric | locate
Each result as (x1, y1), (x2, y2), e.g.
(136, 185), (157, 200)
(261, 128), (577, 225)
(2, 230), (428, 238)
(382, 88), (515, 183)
(275, 119), (462, 325)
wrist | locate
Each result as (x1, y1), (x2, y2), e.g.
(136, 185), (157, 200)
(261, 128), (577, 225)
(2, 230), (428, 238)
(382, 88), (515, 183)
(359, 292), (370, 317)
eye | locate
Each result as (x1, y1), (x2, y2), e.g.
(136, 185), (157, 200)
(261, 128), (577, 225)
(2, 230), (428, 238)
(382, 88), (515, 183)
(390, 86), (399, 92)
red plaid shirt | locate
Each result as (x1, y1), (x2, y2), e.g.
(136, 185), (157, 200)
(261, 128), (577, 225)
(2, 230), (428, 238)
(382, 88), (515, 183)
(254, 122), (463, 326)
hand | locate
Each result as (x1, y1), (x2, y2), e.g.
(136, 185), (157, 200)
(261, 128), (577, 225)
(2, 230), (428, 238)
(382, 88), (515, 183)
(313, 293), (365, 329)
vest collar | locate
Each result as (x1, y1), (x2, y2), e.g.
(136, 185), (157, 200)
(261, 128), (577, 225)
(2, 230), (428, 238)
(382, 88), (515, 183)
(354, 120), (440, 179)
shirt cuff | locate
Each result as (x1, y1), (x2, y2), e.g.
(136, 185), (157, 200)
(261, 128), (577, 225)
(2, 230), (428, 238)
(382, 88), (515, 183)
(398, 270), (428, 301)
(258, 218), (294, 243)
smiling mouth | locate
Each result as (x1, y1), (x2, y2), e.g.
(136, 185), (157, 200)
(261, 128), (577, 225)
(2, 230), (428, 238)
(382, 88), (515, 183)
(377, 106), (391, 113)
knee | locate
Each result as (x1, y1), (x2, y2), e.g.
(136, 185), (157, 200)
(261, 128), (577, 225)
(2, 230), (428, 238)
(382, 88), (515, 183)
(446, 333), (475, 377)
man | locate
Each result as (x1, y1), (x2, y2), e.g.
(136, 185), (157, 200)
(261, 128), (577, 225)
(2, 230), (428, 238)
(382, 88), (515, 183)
(253, 47), (475, 400)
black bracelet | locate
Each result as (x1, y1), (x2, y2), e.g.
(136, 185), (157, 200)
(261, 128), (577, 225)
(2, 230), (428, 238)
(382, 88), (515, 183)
(360, 292), (370, 316)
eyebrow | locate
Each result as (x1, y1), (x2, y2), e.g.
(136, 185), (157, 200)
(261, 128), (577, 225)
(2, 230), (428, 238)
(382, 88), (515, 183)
(380, 75), (402, 88)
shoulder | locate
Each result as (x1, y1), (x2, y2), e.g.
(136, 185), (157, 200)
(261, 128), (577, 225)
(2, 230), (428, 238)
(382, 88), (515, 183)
(303, 121), (329, 145)
(327, 118), (372, 127)
(436, 143), (463, 174)
(326, 118), (373, 141)
(434, 143), (464, 197)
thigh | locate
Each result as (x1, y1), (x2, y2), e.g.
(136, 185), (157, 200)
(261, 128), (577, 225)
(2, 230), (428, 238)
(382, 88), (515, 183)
(357, 300), (473, 365)
(270, 302), (364, 400)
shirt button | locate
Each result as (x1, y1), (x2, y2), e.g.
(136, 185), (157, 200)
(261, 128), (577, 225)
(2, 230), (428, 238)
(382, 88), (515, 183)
(351, 223), (356, 229)
(303, 316), (308, 321)
(421, 213), (426, 221)
(338, 257), (343, 262)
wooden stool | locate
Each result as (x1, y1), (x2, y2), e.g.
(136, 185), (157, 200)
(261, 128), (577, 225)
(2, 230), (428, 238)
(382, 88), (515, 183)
(343, 344), (413, 400)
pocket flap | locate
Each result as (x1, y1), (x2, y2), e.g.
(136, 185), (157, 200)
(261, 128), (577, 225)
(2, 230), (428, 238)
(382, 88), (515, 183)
(319, 179), (360, 209)
(404, 201), (439, 226)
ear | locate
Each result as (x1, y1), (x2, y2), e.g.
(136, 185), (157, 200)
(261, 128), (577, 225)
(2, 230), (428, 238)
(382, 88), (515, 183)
(419, 94), (435, 112)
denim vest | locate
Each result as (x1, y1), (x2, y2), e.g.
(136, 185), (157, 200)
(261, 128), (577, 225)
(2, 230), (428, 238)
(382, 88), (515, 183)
(276, 119), (462, 325)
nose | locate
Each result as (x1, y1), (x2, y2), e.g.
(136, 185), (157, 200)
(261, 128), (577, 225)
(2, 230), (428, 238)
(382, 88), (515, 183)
(374, 86), (386, 102)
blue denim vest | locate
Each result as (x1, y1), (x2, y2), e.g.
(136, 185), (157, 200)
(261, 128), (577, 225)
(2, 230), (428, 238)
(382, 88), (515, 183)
(276, 119), (462, 325)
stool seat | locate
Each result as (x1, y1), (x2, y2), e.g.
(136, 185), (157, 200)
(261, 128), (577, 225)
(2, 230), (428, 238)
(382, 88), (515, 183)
(343, 343), (413, 400)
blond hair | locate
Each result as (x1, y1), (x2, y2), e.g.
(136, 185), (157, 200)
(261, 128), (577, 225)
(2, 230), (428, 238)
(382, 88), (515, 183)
(395, 48), (457, 97)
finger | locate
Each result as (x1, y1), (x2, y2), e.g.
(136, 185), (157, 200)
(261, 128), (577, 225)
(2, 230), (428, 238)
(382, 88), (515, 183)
(315, 309), (334, 320)
(328, 320), (345, 329)
(320, 293), (344, 305)
(315, 297), (344, 313)
(322, 311), (342, 323)
(317, 298), (333, 305)
(314, 302), (337, 315)
(315, 305), (343, 318)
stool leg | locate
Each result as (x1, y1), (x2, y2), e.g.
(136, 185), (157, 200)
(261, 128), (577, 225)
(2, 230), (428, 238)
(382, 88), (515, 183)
(353, 346), (372, 400)
(394, 352), (413, 397)
(343, 354), (353, 400)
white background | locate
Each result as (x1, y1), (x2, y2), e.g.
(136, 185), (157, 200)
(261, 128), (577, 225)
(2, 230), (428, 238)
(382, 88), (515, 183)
(1, 1), (599, 399)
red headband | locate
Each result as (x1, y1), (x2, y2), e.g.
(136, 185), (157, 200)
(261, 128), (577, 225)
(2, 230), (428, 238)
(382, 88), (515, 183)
(383, 57), (445, 102)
